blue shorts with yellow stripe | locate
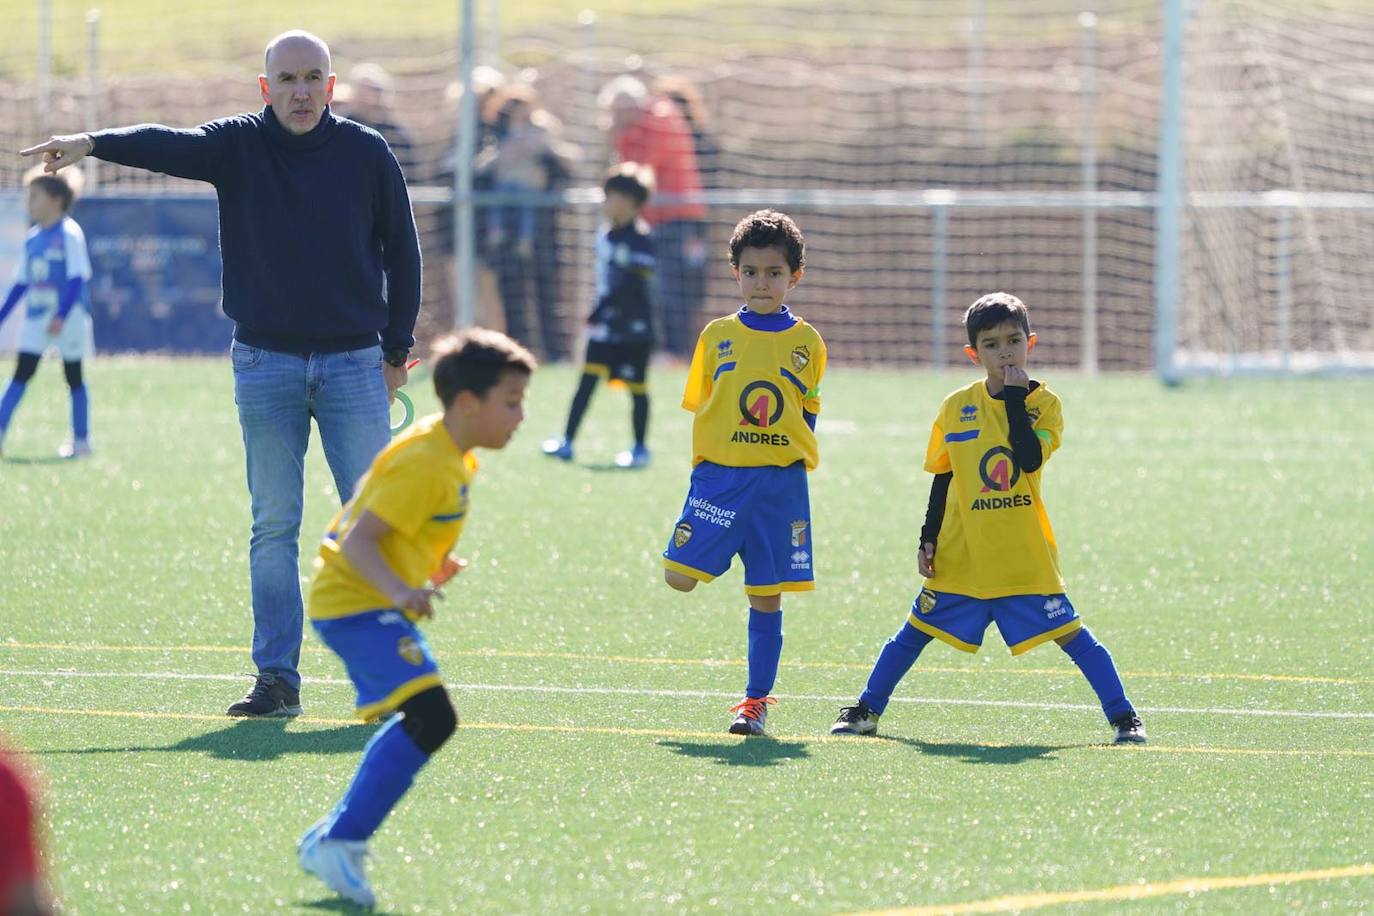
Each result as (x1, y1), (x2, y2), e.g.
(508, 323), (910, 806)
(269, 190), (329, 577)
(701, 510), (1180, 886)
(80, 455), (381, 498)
(662, 460), (813, 597)
(311, 610), (443, 722)
(907, 588), (1082, 656)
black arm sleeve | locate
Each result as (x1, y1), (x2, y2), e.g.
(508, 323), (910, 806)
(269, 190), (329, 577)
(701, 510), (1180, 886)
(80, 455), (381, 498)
(1003, 386), (1044, 472)
(919, 472), (953, 546)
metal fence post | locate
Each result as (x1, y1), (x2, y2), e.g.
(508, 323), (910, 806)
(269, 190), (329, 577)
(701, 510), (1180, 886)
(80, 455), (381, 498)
(85, 9), (101, 190)
(1079, 11), (1099, 375)
(1154, 0), (1184, 383)
(1277, 206), (1292, 372)
(38, 0), (52, 134)
(932, 203), (950, 368)
(453, 0), (478, 330)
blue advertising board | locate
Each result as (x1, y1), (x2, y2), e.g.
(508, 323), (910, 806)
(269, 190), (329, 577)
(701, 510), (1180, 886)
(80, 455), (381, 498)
(71, 194), (232, 353)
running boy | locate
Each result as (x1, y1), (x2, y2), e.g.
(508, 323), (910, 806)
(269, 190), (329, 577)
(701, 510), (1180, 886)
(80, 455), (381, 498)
(0, 167), (93, 458)
(662, 209), (826, 736)
(542, 162), (656, 468)
(298, 328), (536, 908)
(830, 292), (1146, 744)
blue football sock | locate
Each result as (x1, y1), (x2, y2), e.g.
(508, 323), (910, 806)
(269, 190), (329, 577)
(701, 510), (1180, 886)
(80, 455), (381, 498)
(326, 716), (430, 842)
(70, 385), (89, 441)
(859, 621), (933, 715)
(0, 380), (27, 434)
(745, 608), (783, 698)
(1061, 627), (1134, 722)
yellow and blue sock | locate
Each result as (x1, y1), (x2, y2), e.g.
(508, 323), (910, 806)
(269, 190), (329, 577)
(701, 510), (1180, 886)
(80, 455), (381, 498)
(326, 716), (430, 841)
(745, 608), (783, 698)
(1060, 627), (1134, 722)
(859, 621), (933, 715)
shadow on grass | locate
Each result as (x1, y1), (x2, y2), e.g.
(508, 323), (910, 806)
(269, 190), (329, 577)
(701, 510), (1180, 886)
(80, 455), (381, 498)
(300, 897), (403, 915)
(581, 461), (647, 473)
(874, 734), (1072, 764)
(33, 719), (377, 761)
(1, 454), (67, 465)
(657, 738), (811, 767)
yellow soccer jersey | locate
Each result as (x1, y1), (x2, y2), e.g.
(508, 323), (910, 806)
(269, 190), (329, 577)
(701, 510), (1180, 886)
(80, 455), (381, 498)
(921, 379), (1065, 599)
(309, 415), (477, 621)
(682, 310), (827, 469)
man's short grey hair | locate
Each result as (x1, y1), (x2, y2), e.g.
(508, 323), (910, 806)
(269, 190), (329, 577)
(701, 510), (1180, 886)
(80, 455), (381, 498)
(596, 75), (647, 110)
(264, 30), (332, 73)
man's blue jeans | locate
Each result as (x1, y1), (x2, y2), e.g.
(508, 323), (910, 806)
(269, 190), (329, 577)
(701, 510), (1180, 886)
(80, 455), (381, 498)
(231, 342), (391, 691)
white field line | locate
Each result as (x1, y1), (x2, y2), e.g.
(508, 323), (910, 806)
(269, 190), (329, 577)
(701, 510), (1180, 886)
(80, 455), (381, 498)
(1, 668), (1372, 720)
(5, 641), (1372, 686)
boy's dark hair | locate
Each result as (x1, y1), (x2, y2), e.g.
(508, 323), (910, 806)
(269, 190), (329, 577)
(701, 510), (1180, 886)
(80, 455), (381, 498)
(964, 292), (1032, 346)
(431, 327), (537, 408)
(728, 209), (805, 272)
(25, 170), (78, 214)
(603, 162), (653, 207)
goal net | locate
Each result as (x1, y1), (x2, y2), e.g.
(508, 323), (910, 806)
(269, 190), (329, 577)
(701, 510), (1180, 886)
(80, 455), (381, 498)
(2, 1), (1372, 375)
(1177, 0), (1374, 375)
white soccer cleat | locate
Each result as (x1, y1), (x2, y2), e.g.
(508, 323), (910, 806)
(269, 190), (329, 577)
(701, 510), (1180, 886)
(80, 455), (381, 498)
(614, 445), (651, 468)
(58, 439), (91, 459)
(298, 824), (376, 908)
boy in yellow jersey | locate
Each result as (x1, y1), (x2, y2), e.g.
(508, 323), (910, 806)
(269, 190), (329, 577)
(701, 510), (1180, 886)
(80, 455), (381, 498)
(297, 328), (536, 908)
(830, 293), (1146, 744)
(662, 210), (827, 736)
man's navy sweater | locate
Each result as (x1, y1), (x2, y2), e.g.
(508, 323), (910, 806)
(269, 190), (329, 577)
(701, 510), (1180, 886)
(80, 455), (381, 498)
(91, 106), (421, 354)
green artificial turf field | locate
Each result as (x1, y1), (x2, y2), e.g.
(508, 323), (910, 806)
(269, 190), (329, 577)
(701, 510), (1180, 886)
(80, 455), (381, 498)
(1, 358), (1371, 913)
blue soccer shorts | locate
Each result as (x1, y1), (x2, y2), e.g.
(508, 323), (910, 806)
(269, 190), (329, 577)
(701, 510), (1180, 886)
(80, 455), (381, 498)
(662, 460), (813, 597)
(906, 588), (1083, 656)
(311, 610), (444, 721)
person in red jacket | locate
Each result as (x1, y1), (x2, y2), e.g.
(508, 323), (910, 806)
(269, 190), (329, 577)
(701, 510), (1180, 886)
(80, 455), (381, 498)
(600, 75), (708, 358)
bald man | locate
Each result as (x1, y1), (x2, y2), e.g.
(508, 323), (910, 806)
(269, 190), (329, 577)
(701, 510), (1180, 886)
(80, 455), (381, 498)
(22, 31), (423, 720)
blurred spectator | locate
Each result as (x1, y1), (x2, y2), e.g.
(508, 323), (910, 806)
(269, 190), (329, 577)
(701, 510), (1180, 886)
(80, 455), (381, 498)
(431, 67), (508, 333)
(655, 75), (721, 188)
(483, 85), (578, 361)
(600, 75), (707, 358)
(0, 744), (50, 916)
(478, 85), (557, 260)
(343, 63), (417, 179)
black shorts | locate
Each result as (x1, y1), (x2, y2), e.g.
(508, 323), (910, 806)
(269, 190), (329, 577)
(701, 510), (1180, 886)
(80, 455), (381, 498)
(585, 341), (651, 388)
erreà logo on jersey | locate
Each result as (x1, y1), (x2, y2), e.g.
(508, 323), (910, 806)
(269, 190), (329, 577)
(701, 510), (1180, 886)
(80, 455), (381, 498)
(717, 339), (733, 359)
(960, 404), (978, 423)
(738, 380), (784, 427)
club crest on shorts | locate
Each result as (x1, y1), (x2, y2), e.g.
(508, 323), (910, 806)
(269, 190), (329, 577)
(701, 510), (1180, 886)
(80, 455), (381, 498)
(918, 589), (937, 615)
(397, 636), (425, 666)
(673, 521), (693, 548)
(790, 520), (808, 547)
(791, 345), (810, 373)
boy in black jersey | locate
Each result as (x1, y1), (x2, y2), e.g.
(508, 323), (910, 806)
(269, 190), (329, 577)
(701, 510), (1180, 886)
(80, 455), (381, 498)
(543, 163), (656, 467)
